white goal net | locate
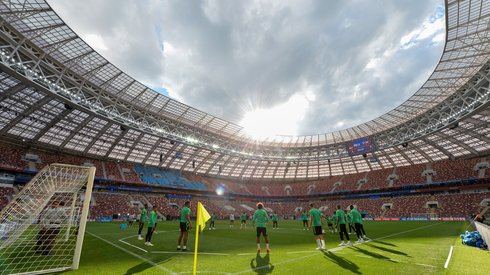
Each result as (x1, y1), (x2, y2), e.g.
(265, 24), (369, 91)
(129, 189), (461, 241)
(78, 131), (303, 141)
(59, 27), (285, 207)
(0, 164), (95, 274)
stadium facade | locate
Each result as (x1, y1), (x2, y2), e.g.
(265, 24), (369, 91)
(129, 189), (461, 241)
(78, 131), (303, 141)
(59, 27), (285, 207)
(0, 0), (489, 182)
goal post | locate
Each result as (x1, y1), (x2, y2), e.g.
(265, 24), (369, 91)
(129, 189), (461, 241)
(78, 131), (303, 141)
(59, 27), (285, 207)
(0, 164), (95, 274)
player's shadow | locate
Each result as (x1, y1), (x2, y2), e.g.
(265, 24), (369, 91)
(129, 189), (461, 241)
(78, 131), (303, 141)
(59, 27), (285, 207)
(250, 252), (274, 275)
(371, 240), (397, 247)
(124, 255), (172, 275)
(323, 251), (361, 274)
(350, 246), (398, 263)
(365, 243), (410, 257)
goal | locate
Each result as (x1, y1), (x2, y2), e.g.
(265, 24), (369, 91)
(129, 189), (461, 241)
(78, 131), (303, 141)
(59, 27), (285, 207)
(410, 213), (437, 219)
(0, 164), (95, 274)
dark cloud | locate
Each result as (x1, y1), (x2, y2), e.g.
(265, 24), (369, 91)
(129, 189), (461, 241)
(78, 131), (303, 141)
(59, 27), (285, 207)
(47, 0), (445, 135)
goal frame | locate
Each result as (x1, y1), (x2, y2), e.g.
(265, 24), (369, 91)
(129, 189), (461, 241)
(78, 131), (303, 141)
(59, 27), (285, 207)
(0, 163), (95, 274)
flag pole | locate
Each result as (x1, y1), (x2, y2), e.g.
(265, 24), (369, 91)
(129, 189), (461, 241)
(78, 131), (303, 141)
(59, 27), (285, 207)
(192, 202), (201, 275)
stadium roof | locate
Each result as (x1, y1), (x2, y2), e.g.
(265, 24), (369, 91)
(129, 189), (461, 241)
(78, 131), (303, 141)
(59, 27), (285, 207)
(0, 0), (489, 180)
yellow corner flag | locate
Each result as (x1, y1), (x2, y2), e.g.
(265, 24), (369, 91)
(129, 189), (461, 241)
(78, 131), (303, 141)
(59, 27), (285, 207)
(193, 202), (211, 275)
(197, 202), (211, 232)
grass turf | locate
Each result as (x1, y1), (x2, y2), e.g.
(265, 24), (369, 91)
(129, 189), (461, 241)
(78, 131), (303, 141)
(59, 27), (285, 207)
(53, 220), (488, 275)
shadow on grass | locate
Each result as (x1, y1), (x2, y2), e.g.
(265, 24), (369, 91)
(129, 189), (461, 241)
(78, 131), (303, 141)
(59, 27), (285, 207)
(371, 240), (397, 247)
(350, 246), (398, 263)
(323, 251), (361, 274)
(124, 255), (172, 275)
(250, 252), (274, 275)
(365, 243), (410, 257)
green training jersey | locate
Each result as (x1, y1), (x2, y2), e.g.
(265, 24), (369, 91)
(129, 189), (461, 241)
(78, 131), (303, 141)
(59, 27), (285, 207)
(253, 209), (269, 228)
(241, 213), (247, 221)
(301, 212), (308, 221)
(210, 214), (216, 221)
(347, 213), (353, 223)
(148, 210), (157, 227)
(140, 208), (147, 223)
(272, 213), (278, 221)
(332, 214), (337, 224)
(309, 208), (322, 226)
(180, 206), (191, 224)
(351, 208), (363, 224)
(336, 209), (347, 224)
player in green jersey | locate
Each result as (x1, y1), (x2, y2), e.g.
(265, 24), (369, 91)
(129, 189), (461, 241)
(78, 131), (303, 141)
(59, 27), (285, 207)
(332, 211), (338, 233)
(301, 211), (308, 230)
(137, 204), (148, 240)
(253, 203), (270, 252)
(240, 212), (248, 229)
(271, 212), (278, 229)
(347, 210), (356, 235)
(177, 201), (192, 251)
(209, 213), (216, 230)
(336, 205), (351, 246)
(309, 203), (325, 250)
(350, 205), (366, 243)
(327, 215), (334, 233)
(145, 205), (158, 246)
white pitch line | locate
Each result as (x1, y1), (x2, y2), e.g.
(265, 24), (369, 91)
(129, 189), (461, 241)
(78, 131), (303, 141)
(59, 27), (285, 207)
(416, 263), (437, 268)
(151, 251), (231, 256)
(119, 234), (139, 241)
(286, 250), (319, 254)
(444, 245), (454, 269)
(86, 231), (176, 275)
(236, 253), (264, 256)
(118, 239), (148, 253)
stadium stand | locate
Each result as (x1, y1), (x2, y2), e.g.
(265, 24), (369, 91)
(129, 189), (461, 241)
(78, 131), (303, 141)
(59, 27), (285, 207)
(395, 164), (426, 185)
(432, 159), (480, 182)
(365, 168), (392, 190)
(118, 162), (141, 183)
(0, 144), (25, 170)
(0, 186), (14, 209)
(135, 165), (207, 190)
(89, 192), (137, 219)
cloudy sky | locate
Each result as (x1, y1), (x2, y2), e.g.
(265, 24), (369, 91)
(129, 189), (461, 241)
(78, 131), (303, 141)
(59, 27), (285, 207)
(48, 0), (445, 138)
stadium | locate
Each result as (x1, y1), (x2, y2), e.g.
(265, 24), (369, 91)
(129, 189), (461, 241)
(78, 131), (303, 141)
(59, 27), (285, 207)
(0, 0), (489, 274)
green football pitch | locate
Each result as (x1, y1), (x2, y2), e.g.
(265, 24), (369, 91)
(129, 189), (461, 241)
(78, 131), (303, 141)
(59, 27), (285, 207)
(63, 220), (488, 275)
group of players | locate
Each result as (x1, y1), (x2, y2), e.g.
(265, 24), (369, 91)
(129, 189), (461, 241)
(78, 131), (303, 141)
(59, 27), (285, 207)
(134, 201), (367, 252)
(306, 203), (367, 250)
(228, 211), (279, 230)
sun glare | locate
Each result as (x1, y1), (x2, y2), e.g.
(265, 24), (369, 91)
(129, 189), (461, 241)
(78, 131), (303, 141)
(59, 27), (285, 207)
(239, 93), (311, 140)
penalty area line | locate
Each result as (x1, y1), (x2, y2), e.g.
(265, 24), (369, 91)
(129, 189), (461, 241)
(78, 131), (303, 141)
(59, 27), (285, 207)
(86, 231), (176, 275)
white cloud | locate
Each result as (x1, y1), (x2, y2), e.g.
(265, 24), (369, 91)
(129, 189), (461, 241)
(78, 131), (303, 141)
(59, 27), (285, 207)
(239, 92), (311, 139)
(83, 33), (108, 52)
(400, 11), (445, 49)
(47, 0), (446, 137)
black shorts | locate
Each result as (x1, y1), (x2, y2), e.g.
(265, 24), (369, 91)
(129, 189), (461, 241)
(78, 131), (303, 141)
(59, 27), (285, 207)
(328, 223), (333, 227)
(230, 220), (234, 223)
(180, 222), (189, 232)
(313, 226), (323, 236)
(256, 227), (267, 237)
(241, 220), (246, 224)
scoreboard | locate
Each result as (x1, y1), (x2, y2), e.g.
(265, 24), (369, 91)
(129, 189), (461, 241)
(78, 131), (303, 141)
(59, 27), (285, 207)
(345, 137), (378, 156)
